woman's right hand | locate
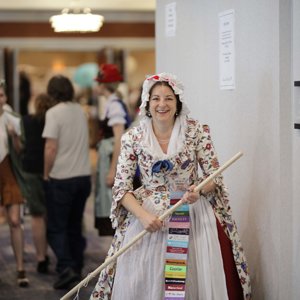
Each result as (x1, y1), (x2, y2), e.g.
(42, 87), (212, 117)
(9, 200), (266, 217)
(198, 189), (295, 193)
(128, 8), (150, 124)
(138, 210), (163, 232)
(120, 192), (163, 232)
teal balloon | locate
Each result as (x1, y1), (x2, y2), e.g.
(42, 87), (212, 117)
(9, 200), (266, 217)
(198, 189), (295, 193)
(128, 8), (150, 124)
(73, 63), (98, 88)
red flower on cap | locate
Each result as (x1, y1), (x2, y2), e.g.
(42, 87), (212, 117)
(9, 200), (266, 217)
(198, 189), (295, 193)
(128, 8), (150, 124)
(95, 64), (123, 83)
(147, 75), (160, 81)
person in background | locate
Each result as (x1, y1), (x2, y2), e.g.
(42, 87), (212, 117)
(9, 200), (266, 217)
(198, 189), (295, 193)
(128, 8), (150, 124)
(0, 79), (29, 287)
(0, 205), (6, 224)
(43, 75), (91, 290)
(127, 84), (142, 122)
(90, 73), (251, 300)
(19, 71), (31, 116)
(0, 86), (13, 225)
(21, 93), (56, 273)
(94, 64), (132, 236)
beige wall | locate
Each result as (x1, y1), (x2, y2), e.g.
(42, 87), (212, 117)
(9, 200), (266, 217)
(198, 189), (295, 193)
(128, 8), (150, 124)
(19, 51), (98, 69)
(18, 50), (98, 96)
(126, 49), (155, 89)
(18, 49), (155, 97)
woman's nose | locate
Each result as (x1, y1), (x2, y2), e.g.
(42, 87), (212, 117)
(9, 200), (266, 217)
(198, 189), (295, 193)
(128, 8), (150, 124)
(157, 98), (167, 106)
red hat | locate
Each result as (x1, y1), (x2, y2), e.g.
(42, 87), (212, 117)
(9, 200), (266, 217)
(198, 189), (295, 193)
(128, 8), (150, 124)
(95, 64), (123, 83)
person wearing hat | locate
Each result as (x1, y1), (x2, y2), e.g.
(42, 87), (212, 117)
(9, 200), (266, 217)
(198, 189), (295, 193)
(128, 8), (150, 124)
(94, 64), (132, 236)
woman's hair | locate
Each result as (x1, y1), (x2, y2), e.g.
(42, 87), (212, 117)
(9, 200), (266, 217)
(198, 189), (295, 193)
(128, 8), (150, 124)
(34, 93), (55, 120)
(145, 81), (182, 118)
(47, 75), (74, 102)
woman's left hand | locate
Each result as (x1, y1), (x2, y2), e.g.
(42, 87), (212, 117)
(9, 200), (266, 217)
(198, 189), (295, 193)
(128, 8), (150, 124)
(182, 185), (200, 204)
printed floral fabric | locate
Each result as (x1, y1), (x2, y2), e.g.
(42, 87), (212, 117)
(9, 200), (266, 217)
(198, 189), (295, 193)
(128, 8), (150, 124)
(90, 118), (252, 300)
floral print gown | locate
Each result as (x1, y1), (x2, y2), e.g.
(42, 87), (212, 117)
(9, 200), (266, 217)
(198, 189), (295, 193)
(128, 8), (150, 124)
(90, 118), (252, 300)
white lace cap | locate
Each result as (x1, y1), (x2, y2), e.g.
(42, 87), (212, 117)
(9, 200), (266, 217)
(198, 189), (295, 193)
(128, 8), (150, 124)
(139, 72), (190, 117)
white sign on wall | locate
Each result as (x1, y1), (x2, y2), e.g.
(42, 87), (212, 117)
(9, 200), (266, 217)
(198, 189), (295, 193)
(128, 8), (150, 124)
(165, 2), (177, 37)
(219, 9), (235, 90)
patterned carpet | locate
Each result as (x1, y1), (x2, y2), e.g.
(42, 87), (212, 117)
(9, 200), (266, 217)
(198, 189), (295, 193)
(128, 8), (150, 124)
(0, 195), (112, 300)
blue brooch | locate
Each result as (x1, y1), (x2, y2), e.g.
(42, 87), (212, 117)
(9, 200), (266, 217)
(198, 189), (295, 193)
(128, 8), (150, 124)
(152, 160), (174, 175)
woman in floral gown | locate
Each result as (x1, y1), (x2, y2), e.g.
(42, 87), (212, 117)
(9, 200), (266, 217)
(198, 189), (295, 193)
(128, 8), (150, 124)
(90, 73), (252, 300)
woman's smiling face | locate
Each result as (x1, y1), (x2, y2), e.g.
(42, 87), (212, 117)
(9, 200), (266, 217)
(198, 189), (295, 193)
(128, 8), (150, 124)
(149, 83), (177, 125)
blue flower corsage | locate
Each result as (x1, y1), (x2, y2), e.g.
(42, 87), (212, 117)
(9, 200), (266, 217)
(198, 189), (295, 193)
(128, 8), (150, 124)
(152, 159), (174, 175)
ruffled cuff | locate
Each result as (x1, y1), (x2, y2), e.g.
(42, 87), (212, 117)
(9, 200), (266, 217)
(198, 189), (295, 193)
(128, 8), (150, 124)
(110, 189), (131, 229)
(209, 178), (231, 210)
(198, 175), (229, 208)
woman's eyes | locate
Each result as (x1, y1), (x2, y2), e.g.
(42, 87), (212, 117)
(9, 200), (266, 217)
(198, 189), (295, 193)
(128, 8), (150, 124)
(150, 96), (174, 101)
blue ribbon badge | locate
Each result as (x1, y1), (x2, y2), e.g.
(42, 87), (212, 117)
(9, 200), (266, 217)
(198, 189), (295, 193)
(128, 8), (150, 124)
(151, 159), (174, 175)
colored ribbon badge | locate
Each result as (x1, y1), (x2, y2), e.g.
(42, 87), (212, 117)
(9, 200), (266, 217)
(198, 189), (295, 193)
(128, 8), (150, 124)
(152, 160), (174, 175)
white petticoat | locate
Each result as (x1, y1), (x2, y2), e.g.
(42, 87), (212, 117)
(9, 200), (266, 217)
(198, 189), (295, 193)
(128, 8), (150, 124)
(111, 197), (228, 300)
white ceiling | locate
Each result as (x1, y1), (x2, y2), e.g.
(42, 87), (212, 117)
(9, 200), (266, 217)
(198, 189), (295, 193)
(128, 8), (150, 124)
(0, 0), (155, 22)
(0, 0), (156, 12)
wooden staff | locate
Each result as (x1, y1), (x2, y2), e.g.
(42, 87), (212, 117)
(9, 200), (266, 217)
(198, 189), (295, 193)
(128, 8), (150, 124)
(60, 151), (243, 300)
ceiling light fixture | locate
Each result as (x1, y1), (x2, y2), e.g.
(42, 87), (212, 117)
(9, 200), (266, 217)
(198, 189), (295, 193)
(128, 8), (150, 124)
(50, 7), (104, 33)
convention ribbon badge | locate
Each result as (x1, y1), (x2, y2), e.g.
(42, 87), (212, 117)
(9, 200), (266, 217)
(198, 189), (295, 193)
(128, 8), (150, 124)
(164, 190), (190, 300)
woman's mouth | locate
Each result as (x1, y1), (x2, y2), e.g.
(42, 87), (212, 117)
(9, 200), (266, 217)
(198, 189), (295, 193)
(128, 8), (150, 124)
(156, 110), (169, 114)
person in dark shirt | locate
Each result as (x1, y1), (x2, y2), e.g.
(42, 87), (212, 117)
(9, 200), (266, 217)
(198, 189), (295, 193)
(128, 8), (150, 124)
(21, 93), (55, 273)
(19, 71), (32, 116)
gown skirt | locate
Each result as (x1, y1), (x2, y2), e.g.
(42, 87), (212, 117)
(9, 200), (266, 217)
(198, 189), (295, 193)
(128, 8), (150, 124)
(111, 196), (243, 300)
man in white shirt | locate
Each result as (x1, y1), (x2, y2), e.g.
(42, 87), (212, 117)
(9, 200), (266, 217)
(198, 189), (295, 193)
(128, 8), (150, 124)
(43, 75), (91, 290)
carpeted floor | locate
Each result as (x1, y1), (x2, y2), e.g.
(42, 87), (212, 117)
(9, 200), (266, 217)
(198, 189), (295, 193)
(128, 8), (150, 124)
(0, 193), (112, 300)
